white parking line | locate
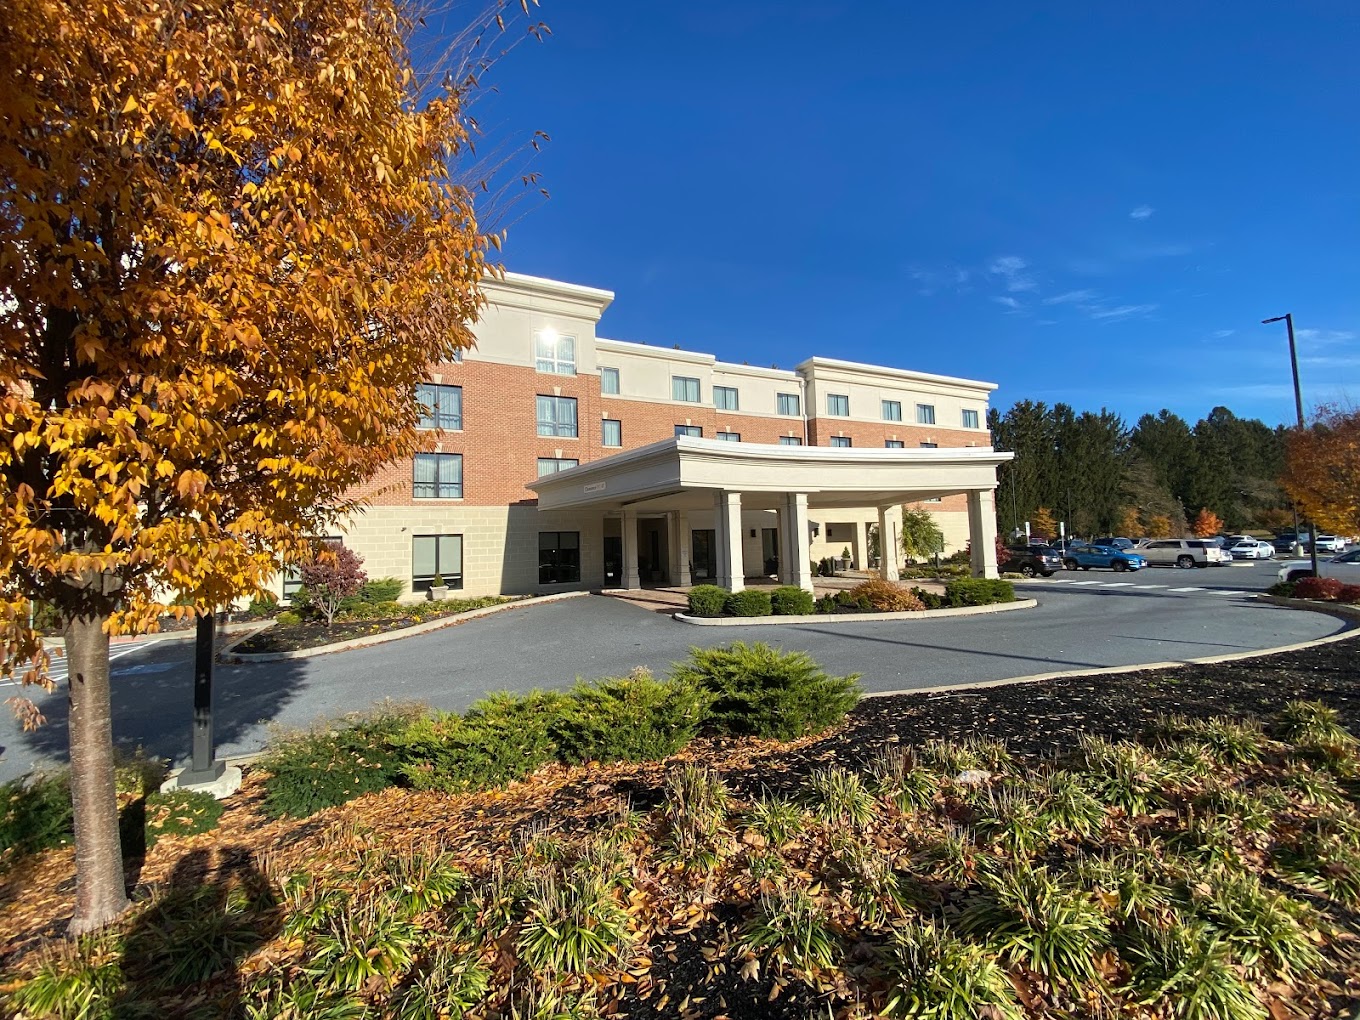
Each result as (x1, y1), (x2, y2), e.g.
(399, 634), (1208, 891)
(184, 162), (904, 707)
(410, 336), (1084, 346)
(1168, 586), (1206, 593)
(1131, 584), (1168, 589)
(1103, 582), (1136, 588)
(1207, 590), (1251, 597)
(1, 643), (150, 688)
(1069, 580), (1104, 586)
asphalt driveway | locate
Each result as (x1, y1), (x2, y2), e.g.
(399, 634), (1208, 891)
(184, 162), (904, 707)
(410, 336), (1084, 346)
(0, 576), (1349, 783)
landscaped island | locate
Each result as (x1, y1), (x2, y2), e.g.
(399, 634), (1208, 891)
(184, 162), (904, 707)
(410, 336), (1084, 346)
(685, 578), (1017, 619)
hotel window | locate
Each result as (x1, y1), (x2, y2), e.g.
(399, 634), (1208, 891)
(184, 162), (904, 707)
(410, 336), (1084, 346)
(412, 534), (463, 593)
(416, 383), (462, 431)
(777, 392), (800, 416)
(537, 458), (579, 477)
(538, 531), (580, 584)
(675, 425), (702, 437)
(601, 418), (622, 447)
(916, 403), (936, 425)
(714, 385), (739, 411)
(413, 453), (463, 499)
(962, 408), (980, 429)
(885, 440), (905, 449)
(536, 395), (578, 438)
(779, 435), (803, 446)
(672, 376), (701, 403)
(881, 400), (902, 422)
(600, 367), (620, 394)
(920, 441), (938, 449)
(827, 393), (849, 417)
(534, 330), (576, 375)
(716, 431), (741, 442)
(830, 436), (851, 448)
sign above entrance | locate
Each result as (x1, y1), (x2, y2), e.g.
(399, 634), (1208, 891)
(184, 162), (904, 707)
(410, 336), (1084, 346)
(583, 482), (607, 494)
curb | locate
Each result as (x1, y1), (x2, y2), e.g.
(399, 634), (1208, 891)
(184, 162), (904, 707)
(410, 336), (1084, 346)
(40, 619), (269, 651)
(861, 603), (1360, 700)
(671, 598), (1037, 626)
(223, 591), (590, 662)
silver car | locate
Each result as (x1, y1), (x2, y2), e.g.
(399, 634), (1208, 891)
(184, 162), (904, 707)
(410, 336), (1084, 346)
(1278, 548), (1360, 584)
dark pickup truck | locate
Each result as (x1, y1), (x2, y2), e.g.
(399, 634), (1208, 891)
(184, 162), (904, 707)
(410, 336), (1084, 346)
(1005, 544), (1064, 577)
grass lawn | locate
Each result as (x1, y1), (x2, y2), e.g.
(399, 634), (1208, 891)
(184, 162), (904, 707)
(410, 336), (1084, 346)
(3, 638), (1360, 1018)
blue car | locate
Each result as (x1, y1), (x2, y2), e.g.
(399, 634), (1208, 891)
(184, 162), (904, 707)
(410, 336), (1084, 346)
(1062, 542), (1147, 573)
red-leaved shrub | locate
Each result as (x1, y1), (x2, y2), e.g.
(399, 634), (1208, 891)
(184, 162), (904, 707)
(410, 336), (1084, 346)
(1336, 585), (1360, 605)
(1294, 576), (1343, 601)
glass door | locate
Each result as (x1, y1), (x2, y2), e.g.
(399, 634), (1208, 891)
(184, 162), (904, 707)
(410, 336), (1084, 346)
(691, 529), (716, 581)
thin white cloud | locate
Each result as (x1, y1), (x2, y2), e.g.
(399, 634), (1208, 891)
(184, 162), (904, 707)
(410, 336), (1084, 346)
(1213, 329), (1236, 338)
(1130, 205), (1154, 220)
(1296, 328), (1356, 345)
(991, 296), (1023, 311)
(908, 264), (973, 297)
(1043, 289), (1098, 306)
(1085, 304), (1158, 321)
(987, 255), (1037, 293)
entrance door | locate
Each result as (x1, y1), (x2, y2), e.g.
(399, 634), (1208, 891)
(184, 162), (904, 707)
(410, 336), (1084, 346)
(761, 528), (779, 576)
(691, 529), (716, 581)
(603, 536), (622, 587)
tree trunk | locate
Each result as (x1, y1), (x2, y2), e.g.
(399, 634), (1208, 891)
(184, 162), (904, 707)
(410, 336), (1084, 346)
(64, 613), (130, 933)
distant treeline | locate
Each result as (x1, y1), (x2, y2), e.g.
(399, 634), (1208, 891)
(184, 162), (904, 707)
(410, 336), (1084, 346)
(987, 402), (1292, 538)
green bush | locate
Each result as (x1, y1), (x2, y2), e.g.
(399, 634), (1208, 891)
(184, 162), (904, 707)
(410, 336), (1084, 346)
(1265, 580), (1296, 598)
(835, 590), (872, 612)
(259, 712), (413, 819)
(0, 772), (73, 858)
(671, 641), (862, 740)
(687, 585), (729, 617)
(910, 586), (946, 610)
(371, 600), (406, 619)
(358, 577), (404, 604)
(142, 789), (226, 846)
(244, 594), (278, 619)
(769, 586), (814, 616)
(275, 610), (302, 626)
(550, 670), (710, 764)
(725, 590), (772, 617)
(814, 593), (839, 614)
(944, 578), (1016, 607)
(394, 692), (567, 794)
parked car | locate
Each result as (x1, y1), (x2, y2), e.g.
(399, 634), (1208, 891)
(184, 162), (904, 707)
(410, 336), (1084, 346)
(1005, 544), (1063, 577)
(1278, 547), (1360, 584)
(1091, 536), (1136, 550)
(1273, 533), (1304, 555)
(1062, 542), (1147, 572)
(1226, 538), (1275, 560)
(1135, 538), (1231, 568)
(1315, 535), (1347, 554)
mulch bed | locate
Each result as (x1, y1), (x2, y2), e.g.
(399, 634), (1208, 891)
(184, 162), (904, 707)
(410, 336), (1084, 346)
(3, 634), (1360, 1016)
(231, 597), (514, 654)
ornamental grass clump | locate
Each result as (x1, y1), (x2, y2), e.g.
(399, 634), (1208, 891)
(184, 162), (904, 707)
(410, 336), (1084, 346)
(738, 887), (839, 978)
(743, 795), (806, 847)
(515, 867), (634, 976)
(805, 766), (878, 827)
(671, 641), (861, 740)
(1122, 921), (1267, 1020)
(660, 764), (731, 870)
(6, 933), (124, 1020)
(389, 939), (490, 1020)
(885, 920), (1025, 1020)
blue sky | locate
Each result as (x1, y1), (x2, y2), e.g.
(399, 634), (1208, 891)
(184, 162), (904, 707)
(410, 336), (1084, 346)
(469, 1), (1359, 427)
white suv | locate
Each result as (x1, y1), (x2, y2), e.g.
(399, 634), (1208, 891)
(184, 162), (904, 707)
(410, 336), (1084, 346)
(1136, 538), (1232, 568)
(1314, 535), (1346, 554)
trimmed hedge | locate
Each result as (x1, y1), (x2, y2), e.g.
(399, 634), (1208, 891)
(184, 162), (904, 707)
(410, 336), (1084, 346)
(551, 670), (711, 764)
(1339, 585), (1360, 605)
(769, 586), (815, 616)
(944, 578), (1016, 607)
(687, 584), (729, 617)
(910, 585), (946, 610)
(1266, 581), (1296, 598)
(725, 589), (773, 617)
(1294, 577), (1343, 601)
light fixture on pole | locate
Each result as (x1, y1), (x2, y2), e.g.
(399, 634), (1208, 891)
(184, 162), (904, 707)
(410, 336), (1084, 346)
(1262, 314), (1320, 579)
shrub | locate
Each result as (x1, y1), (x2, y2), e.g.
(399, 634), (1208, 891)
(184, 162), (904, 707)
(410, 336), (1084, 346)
(944, 577), (1016, 607)
(847, 578), (925, 612)
(244, 593), (278, 619)
(259, 712), (413, 819)
(274, 610), (302, 627)
(357, 577), (404, 604)
(814, 593), (839, 614)
(671, 641), (861, 740)
(0, 772), (73, 858)
(909, 585), (945, 610)
(1265, 580), (1296, 598)
(395, 692), (566, 794)
(724, 589), (772, 617)
(686, 584), (729, 617)
(835, 589), (871, 612)
(551, 670), (710, 764)
(371, 600), (406, 619)
(769, 585), (814, 616)
(1337, 584), (1360, 605)
(142, 789), (226, 846)
(1294, 576), (1343, 601)
(300, 546), (368, 626)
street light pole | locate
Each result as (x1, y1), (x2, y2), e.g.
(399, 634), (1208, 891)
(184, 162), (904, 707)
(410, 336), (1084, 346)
(1263, 313), (1320, 578)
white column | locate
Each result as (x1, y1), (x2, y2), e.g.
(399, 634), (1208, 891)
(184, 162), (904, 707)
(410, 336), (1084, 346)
(878, 505), (902, 582)
(782, 492), (814, 592)
(852, 520), (869, 571)
(622, 505), (641, 589)
(714, 490), (744, 592)
(967, 489), (1000, 579)
(673, 511), (692, 586)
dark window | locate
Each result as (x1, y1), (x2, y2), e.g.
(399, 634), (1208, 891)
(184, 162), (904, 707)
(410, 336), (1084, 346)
(601, 418), (622, 447)
(830, 436), (851, 448)
(537, 458), (579, 477)
(885, 440), (905, 449)
(412, 534), (463, 592)
(779, 435), (803, 446)
(536, 395), (578, 437)
(716, 431), (741, 442)
(675, 425), (702, 437)
(413, 453), (462, 498)
(714, 385), (739, 410)
(539, 531), (580, 584)
(416, 383), (462, 430)
(777, 392), (800, 416)
(920, 442), (938, 449)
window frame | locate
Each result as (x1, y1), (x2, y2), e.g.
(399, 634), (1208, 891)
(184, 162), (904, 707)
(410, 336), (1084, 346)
(713, 385), (739, 411)
(716, 430), (741, 442)
(829, 436), (852, 448)
(600, 366), (620, 395)
(881, 399), (902, 422)
(416, 383), (463, 431)
(776, 392), (801, 416)
(919, 442), (938, 449)
(916, 403), (936, 425)
(674, 424), (703, 438)
(536, 395), (579, 438)
(536, 457), (580, 477)
(538, 531), (581, 585)
(411, 534), (464, 593)
(672, 376), (701, 403)
(534, 330), (576, 375)
(961, 408), (980, 429)
(779, 435), (803, 446)
(601, 418), (622, 448)
(826, 393), (850, 417)
(412, 452), (463, 499)
(885, 440), (905, 449)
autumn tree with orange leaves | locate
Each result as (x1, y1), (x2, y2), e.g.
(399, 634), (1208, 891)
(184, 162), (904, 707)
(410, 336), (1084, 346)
(1192, 507), (1224, 538)
(1283, 405), (1360, 537)
(0, 0), (544, 932)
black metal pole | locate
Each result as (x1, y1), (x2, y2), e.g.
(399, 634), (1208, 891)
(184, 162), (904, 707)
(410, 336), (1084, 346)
(1283, 314), (1321, 578)
(192, 612), (215, 774)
